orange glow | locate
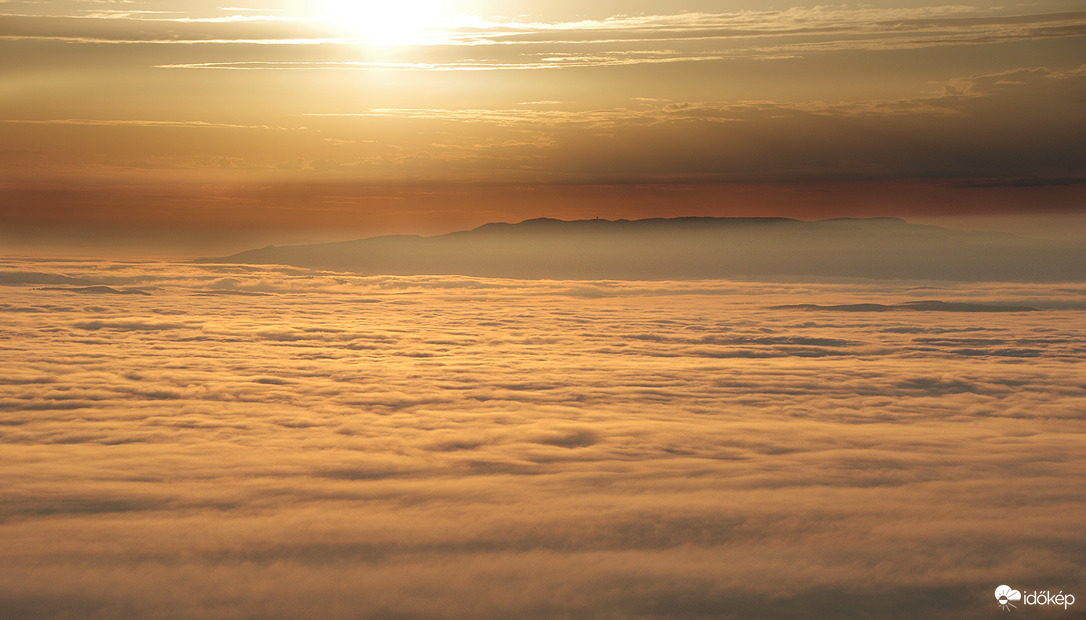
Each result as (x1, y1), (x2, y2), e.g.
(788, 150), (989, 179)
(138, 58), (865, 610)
(1, 3), (1084, 616)
(1, 3), (1082, 253)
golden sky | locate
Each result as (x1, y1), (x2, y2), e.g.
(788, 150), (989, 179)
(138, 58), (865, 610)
(1, 0), (1084, 253)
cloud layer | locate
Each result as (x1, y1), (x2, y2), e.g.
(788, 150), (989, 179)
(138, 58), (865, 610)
(3, 4), (1084, 66)
(1, 259), (1083, 618)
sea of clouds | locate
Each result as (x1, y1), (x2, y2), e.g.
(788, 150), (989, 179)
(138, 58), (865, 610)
(1, 259), (1083, 619)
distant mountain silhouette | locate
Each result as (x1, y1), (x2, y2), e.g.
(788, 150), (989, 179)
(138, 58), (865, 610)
(199, 217), (1086, 281)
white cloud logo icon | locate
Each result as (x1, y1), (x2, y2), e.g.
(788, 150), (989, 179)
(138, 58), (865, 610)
(996, 585), (1022, 610)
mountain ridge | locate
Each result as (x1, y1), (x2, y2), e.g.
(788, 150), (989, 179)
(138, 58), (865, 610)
(198, 216), (1084, 282)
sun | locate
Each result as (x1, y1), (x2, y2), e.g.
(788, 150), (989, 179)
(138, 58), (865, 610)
(316, 0), (450, 46)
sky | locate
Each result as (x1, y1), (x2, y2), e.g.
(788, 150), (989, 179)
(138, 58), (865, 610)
(3, 5), (1084, 616)
(2, 260), (1084, 618)
(1, 0), (1085, 254)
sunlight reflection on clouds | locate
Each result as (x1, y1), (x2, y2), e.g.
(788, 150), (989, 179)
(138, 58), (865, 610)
(0, 260), (1083, 619)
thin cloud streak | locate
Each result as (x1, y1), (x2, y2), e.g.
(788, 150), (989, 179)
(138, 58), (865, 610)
(2, 118), (300, 130)
(153, 54), (725, 71)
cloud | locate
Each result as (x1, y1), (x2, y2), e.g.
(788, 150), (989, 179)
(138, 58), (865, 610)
(2, 118), (299, 130)
(0, 12), (335, 45)
(0, 271), (92, 285)
(2, 6), (1083, 70)
(279, 66), (1085, 184)
(446, 7), (1086, 51)
(1, 259), (1083, 617)
(153, 55), (724, 71)
(71, 318), (189, 330)
(41, 285), (152, 295)
(774, 300), (1039, 312)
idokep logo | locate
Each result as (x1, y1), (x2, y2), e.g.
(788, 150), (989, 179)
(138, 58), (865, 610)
(995, 585), (1076, 611)
(996, 585), (1022, 610)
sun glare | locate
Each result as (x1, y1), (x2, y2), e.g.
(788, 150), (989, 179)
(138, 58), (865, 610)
(317, 0), (450, 45)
